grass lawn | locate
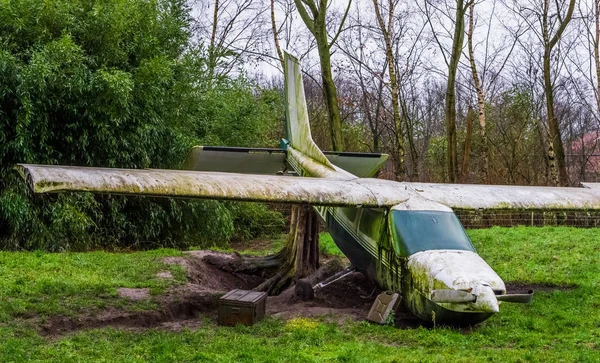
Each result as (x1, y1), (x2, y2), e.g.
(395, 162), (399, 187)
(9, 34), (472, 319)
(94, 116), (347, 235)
(1, 226), (599, 362)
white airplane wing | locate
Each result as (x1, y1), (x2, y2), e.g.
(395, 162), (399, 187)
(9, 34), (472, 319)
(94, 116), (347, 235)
(404, 182), (600, 210)
(16, 164), (408, 208)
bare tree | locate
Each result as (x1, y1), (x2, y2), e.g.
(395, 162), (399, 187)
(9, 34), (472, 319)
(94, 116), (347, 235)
(542, 0), (576, 186)
(466, 0), (519, 182)
(193, 0), (267, 81)
(271, 0), (285, 68)
(236, 0), (322, 295)
(467, 1), (488, 182)
(508, 0), (576, 185)
(425, 0), (472, 183)
(372, 0), (406, 178)
(293, 0), (352, 152)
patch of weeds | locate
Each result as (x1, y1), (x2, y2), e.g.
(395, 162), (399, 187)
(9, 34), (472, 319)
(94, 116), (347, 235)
(319, 233), (344, 257)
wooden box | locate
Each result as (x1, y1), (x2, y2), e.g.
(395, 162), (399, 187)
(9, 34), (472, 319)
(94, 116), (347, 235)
(218, 289), (267, 326)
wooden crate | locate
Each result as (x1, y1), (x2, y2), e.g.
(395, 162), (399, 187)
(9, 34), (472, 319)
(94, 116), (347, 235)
(218, 289), (267, 326)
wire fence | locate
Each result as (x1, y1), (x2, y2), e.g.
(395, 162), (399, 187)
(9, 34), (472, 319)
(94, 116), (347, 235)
(455, 209), (600, 229)
(269, 204), (600, 230)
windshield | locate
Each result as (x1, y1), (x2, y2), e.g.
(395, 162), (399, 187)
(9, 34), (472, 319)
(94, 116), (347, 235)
(391, 210), (475, 256)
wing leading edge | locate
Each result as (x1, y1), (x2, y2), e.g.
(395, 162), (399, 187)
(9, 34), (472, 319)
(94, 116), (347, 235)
(404, 182), (600, 210)
(16, 164), (408, 207)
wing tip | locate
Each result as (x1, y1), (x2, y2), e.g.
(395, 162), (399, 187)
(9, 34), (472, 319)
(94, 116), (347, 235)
(13, 164), (36, 193)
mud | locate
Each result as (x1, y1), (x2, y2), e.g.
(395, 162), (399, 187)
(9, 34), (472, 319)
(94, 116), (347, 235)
(40, 251), (381, 337)
(505, 281), (577, 294)
(41, 299), (217, 337)
(267, 271), (380, 321)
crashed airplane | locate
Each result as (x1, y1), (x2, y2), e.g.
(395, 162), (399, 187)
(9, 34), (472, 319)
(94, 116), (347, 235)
(16, 53), (600, 325)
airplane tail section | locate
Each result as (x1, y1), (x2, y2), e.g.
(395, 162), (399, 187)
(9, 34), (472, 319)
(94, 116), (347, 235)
(283, 52), (335, 170)
(182, 53), (388, 179)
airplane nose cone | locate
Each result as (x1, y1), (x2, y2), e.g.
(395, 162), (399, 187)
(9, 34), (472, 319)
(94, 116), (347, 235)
(472, 284), (499, 313)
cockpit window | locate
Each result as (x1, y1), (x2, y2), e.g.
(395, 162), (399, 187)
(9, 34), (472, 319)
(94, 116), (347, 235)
(391, 210), (475, 256)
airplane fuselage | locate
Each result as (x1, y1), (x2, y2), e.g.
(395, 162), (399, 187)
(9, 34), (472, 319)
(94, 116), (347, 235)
(289, 145), (512, 325)
(317, 205), (505, 325)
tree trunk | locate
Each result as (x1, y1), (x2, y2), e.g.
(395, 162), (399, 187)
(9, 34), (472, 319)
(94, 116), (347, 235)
(315, 31), (345, 152)
(273, 0), (350, 297)
(271, 0), (284, 68)
(467, 1), (488, 183)
(543, 48), (562, 186)
(445, 0), (467, 183)
(207, 205), (321, 296)
(402, 101), (420, 181)
(268, 3), (322, 295)
(596, 0), (600, 116)
(253, 205), (320, 295)
(372, 0), (405, 179)
(461, 106), (474, 181)
(293, 0), (346, 152)
(540, 0), (574, 186)
(208, 0), (220, 85)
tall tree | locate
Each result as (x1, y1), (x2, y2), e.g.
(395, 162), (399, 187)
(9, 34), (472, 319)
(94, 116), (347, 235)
(595, 0), (600, 114)
(446, 0), (470, 183)
(372, 0), (406, 178)
(541, 0), (576, 186)
(271, 0), (285, 69)
(466, 0), (519, 183)
(293, 0), (352, 152)
(425, 0), (472, 182)
(467, 1), (488, 182)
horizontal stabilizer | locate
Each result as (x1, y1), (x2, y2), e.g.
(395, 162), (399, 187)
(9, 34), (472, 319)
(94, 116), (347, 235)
(183, 146), (388, 177)
(325, 151), (388, 178)
(16, 164), (408, 207)
(183, 146), (287, 175)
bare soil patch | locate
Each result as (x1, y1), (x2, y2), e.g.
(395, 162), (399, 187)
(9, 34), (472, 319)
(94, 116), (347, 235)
(156, 271), (173, 279)
(505, 281), (577, 294)
(117, 288), (150, 301)
(267, 271), (380, 322)
(40, 250), (381, 336)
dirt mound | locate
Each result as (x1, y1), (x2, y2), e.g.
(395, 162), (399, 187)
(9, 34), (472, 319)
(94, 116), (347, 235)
(40, 250), (379, 336)
(314, 272), (379, 309)
(166, 251), (265, 292)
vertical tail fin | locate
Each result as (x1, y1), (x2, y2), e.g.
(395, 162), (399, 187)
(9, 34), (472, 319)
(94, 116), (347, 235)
(284, 52), (334, 169)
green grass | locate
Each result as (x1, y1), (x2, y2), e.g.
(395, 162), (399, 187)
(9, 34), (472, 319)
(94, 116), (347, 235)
(319, 232), (344, 257)
(0, 249), (187, 322)
(1, 227), (600, 362)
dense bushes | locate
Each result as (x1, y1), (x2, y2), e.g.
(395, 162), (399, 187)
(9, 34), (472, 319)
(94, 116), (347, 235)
(0, 0), (284, 250)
